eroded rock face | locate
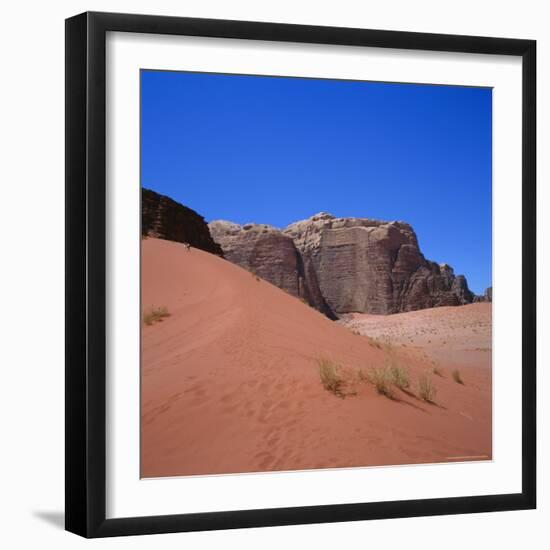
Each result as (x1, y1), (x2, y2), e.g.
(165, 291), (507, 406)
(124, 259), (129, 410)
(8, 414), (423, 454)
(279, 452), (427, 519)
(209, 221), (336, 318)
(284, 213), (474, 314)
(211, 212), (475, 316)
(142, 188), (223, 256)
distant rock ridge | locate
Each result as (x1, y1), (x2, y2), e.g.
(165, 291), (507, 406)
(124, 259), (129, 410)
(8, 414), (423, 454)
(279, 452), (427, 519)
(142, 188), (223, 256)
(210, 212), (476, 316)
(474, 286), (493, 303)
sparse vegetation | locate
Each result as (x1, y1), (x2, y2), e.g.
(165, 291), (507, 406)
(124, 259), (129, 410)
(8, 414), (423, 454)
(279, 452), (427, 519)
(418, 375), (437, 403)
(367, 367), (395, 399)
(143, 306), (170, 326)
(452, 369), (464, 384)
(318, 359), (344, 397)
(432, 365), (444, 377)
(368, 337), (395, 352)
(369, 338), (382, 349)
(390, 364), (410, 390)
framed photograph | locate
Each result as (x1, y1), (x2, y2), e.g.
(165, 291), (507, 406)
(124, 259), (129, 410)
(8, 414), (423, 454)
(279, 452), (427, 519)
(65, 11), (536, 538)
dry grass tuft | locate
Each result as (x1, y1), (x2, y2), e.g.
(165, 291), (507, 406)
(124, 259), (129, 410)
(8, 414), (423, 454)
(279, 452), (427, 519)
(452, 369), (464, 384)
(318, 359), (345, 398)
(143, 306), (170, 326)
(368, 337), (396, 351)
(432, 365), (444, 377)
(368, 338), (382, 349)
(418, 375), (437, 403)
(367, 367), (395, 399)
(390, 364), (410, 390)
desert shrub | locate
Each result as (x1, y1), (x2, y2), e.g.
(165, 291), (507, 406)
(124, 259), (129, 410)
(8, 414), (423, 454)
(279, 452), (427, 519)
(369, 338), (382, 349)
(418, 375), (437, 403)
(143, 306), (170, 326)
(367, 367), (395, 399)
(432, 365), (443, 377)
(390, 365), (410, 390)
(452, 369), (464, 384)
(368, 337), (395, 350)
(318, 359), (344, 397)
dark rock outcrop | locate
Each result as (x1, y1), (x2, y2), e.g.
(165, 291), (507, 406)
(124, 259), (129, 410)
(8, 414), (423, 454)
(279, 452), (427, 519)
(211, 212), (475, 316)
(142, 188), (223, 256)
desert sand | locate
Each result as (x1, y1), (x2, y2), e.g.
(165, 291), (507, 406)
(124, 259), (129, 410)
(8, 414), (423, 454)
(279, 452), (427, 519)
(339, 303), (492, 371)
(141, 238), (492, 478)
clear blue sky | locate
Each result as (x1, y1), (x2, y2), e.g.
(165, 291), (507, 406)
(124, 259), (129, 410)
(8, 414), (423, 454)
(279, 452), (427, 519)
(141, 70), (492, 294)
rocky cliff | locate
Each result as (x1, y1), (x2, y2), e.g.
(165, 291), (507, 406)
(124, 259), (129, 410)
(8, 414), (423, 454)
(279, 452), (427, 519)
(142, 188), (223, 256)
(210, 212), (475, 316)
(209, 221), (336, 318)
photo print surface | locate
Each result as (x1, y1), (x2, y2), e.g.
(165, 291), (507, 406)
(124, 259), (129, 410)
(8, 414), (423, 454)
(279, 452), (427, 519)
(140, 69), (493, 479)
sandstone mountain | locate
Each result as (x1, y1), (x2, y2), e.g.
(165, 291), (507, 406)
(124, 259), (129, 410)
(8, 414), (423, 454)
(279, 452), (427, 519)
(210, 212), (475, 316)
(142, 188), (223, 256)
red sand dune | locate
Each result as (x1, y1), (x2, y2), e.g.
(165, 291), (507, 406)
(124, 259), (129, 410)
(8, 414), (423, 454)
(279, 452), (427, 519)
(141, 238), (492, 478)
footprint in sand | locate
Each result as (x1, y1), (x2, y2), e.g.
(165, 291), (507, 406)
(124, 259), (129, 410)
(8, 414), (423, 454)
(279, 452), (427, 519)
(276, 400), (291, 410)
(254, 451), (276, 469)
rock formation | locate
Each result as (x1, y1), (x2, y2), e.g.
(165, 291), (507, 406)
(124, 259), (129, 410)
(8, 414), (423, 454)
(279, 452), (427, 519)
(211, 212), (475, 316)
(142, 188), (223, 256)
(474, 286), (493, 303)
(209, 221), (336, 318)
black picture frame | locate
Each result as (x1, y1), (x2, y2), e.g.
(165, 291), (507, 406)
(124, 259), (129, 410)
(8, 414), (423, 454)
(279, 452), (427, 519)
(65, 11), (536, 538)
